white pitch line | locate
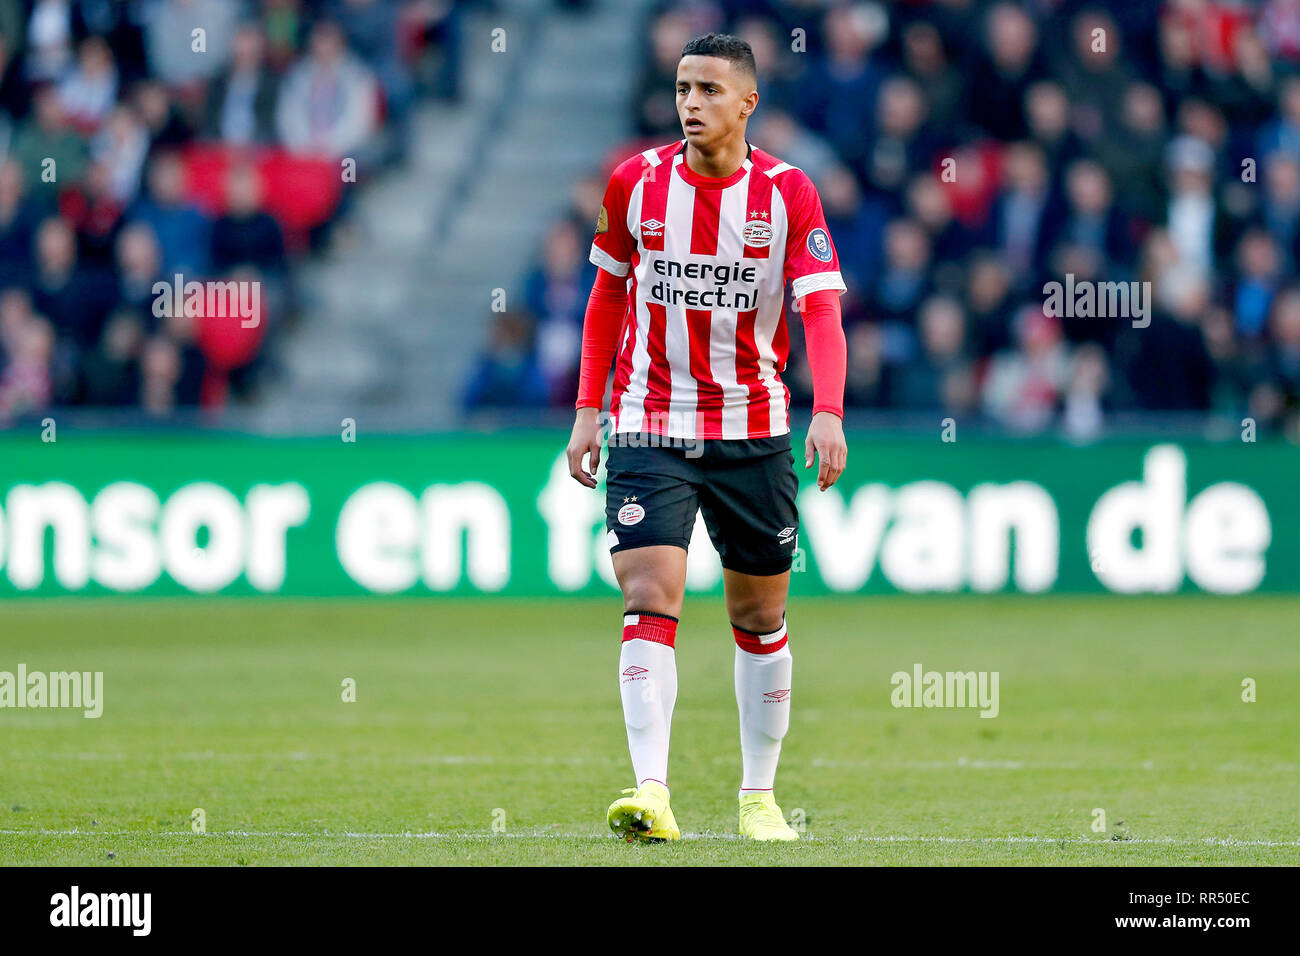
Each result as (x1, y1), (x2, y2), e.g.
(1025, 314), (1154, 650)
(836, 835), (1300, 847)
(1, 829), (1296, 847)
(14, 753), (1298, 773)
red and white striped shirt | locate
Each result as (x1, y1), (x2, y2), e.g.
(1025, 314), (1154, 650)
(589, 138), (846, 440)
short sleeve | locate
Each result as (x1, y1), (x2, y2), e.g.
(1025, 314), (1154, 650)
(781, 171), (848, 300)
(589, 166), (636, 278)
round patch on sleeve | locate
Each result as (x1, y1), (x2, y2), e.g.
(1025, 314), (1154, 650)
(806, 228), (832, 262)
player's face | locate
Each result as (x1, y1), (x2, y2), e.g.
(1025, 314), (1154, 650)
(676, 56), (753, 147)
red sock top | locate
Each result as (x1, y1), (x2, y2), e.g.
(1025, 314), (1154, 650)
(732, 619), (789, 654)
(622, 611), (678, 648)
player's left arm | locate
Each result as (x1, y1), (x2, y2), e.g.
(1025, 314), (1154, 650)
(799, 290), (847, 491)
(782, 171), (848, 491)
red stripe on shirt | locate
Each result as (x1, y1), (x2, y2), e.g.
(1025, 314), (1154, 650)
(630, 161), (672, 431)
(609, 270), (636, 427)
(772, 301), (792, 434)
(643, 299), (673, 431)
(742, 170), (773, 260)
(734, 307), (769, 438)
(688, 185), (725, 437)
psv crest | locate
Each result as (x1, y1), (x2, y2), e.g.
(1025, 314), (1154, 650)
(618, 498), (645, 525)
(743, 218), (773, 248)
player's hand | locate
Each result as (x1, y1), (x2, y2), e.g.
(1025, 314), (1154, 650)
(567, 407), (605, 488)
(804, 411), (847, 491)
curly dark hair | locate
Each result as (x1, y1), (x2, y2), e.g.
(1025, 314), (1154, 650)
(680, 33), (757, 83)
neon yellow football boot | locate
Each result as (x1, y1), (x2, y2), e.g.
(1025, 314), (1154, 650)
(607, 781), (680, 842)
(738, 792), (800, 841)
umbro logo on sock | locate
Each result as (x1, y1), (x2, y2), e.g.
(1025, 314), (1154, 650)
(763, 689), (791, 702)
(622, 665), (648, 682)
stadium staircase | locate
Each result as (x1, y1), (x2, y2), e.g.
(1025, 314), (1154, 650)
(253, 0), (653, 431)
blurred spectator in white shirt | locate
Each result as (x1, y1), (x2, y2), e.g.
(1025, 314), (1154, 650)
(276, 19), (380, 162)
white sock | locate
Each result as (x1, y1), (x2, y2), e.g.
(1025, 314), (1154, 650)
(733, 619), (792, 794)
(618, 612), (678, 789)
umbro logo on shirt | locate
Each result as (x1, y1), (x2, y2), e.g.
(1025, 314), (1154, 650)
(641, 219), (664, 238)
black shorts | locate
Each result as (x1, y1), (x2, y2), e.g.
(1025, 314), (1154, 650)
(604, 434), (799, 576)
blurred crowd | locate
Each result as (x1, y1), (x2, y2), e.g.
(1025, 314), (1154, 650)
(469, 0), (1300, 441)
(0, 0), (464, 421)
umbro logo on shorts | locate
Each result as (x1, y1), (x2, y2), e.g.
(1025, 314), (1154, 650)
(777, 526), (796, 543)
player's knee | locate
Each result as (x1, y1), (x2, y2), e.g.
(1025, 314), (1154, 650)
(621, 577), (679, 617)
(727, 595), (786, 636)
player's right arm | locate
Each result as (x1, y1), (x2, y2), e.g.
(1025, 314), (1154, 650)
(567, 266), (628, 487)
(567, 162), (638, 488)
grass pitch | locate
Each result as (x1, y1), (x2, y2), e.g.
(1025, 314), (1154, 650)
(1, 595), (1297, 866)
